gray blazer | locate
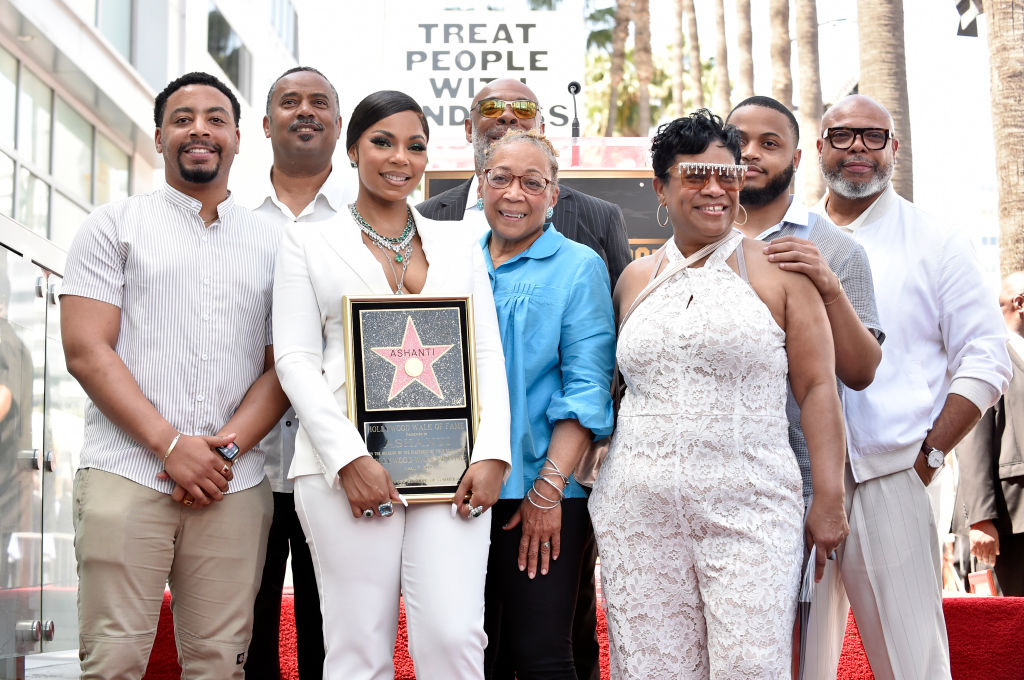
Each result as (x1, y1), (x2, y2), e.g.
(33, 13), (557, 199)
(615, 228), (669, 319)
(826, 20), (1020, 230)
(954, 342), (1024, 536)
(417, 178), (632, 289)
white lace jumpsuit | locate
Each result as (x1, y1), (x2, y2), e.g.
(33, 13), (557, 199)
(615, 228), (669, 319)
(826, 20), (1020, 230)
(590, 233), (804, 679)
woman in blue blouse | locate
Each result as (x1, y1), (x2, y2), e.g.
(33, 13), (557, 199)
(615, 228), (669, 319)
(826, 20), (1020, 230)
(477, 129), (616, 679)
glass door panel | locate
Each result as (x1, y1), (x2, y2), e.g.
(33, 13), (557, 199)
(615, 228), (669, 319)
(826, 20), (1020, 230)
(0, 246), (47, 658)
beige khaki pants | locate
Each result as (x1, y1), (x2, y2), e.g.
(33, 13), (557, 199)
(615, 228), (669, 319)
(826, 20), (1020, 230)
(73, 469), (272, 680)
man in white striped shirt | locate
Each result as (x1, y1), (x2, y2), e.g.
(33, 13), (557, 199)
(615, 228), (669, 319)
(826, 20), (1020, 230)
(61, 72), (289, 679)
(245, 66), (352, 680)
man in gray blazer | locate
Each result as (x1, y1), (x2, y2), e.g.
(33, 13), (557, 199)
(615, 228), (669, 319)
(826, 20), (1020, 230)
(954, 271), (1024, 596)
(416, 78), (631, 290)
(418, 77), (628, 680)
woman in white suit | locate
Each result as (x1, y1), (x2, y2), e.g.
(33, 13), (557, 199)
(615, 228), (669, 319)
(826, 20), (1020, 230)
(272, 90), (511, 680)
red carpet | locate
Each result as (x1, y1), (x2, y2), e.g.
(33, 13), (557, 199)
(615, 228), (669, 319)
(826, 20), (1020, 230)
(143, 592), (1024, 679)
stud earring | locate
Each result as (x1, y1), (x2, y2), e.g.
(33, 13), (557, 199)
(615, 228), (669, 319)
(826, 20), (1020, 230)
(350, 161), (358, 168)
(545, 206), (554, 220)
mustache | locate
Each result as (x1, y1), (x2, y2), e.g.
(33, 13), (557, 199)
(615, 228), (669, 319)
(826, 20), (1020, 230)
(840, 156), (878, 169)
(289, 118), (325, 132)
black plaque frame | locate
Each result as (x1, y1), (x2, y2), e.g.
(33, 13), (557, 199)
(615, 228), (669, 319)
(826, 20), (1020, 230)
(343, 295), (479, 502)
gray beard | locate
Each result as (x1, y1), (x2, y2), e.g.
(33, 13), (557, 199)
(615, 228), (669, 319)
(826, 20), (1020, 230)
(819, 155), (893, 199)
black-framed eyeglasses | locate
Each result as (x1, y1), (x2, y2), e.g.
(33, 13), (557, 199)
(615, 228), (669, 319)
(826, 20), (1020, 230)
(821, 127), (893, 150)
(474, 99), (540, 119)
(484, 168), (552, 195)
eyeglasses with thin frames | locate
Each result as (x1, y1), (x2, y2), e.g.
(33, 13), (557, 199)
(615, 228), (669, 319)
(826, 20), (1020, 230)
(670, 162), (747, 192)
(474, 99), (541, 119)
(484, 168), (552, 196)
(821, 127), (893, 150)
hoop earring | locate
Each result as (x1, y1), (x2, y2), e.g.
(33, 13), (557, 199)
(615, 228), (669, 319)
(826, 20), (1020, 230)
(733, 203), (748, 227)
(657, 203), (670, 228)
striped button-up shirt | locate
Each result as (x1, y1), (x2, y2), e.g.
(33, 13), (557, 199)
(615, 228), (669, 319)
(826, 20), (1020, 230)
(61, 185), (282, 494)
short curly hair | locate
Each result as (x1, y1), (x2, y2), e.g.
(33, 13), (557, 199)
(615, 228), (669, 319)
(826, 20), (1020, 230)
(650, 109), (741, 182)
(482, 129), (559, 184)
(154, 72), (240, 128)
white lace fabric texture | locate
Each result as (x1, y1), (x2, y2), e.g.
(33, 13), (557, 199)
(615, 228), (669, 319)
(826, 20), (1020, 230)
(590, 234), (804, 679)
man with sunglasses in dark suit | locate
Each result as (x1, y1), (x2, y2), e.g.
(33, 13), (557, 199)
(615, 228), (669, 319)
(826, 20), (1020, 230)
(418, 78), (628, 680)
(417, 78), (630, 290)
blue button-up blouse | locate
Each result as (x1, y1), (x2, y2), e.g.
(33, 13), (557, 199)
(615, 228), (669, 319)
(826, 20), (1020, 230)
(482, 224), (616, 500)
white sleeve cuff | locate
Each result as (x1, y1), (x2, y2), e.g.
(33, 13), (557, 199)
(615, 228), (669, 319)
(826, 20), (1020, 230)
(949, 376), (1001, 414)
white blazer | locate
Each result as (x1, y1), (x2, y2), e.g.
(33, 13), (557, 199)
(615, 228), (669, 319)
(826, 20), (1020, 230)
(272, 206), (511, 489)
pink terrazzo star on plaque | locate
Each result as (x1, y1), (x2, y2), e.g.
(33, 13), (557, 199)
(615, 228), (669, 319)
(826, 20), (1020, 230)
(371, 316), (455, 401)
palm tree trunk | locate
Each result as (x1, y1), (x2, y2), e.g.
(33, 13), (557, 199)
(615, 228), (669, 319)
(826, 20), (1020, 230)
(605, 0), (630, 136)
(735, 0), (754, 102)
(634, 0), (653, 136)
(796, 0), (824, 203)
(770, 0), (793, 109)
(672, 0), (685, 117)
(713, 0), (731, 114)
(989, 0), (1024, 275)
(684, 0), (703, 108)
(857, 0), (913, 201)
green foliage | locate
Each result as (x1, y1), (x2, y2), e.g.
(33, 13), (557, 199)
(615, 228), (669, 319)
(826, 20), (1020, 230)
(585, 46), (713, 136)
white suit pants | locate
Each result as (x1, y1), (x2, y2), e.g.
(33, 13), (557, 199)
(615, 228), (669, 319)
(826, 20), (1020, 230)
(294, 473), (490, 680)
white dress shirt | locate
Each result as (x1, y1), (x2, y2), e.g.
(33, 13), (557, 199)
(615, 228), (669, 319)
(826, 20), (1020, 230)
(253, 167), (355, 493)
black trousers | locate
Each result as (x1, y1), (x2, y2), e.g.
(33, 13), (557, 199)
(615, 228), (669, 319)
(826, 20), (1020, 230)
(484, 498), (592, 680)
(245, 492), (324, 679)
(571, 509), (601, 680)
(995, 531), (1024, 596)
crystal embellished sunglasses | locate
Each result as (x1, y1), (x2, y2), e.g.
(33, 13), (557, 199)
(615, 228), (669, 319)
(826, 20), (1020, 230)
(474, 98), (541, 119)
(670, 162), (747, 192)
(484, 168), (552, 195)
(821, 127), (893, 150)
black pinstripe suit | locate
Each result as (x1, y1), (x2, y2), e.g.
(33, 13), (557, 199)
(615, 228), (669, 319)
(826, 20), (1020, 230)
(417, 178), (631, 289)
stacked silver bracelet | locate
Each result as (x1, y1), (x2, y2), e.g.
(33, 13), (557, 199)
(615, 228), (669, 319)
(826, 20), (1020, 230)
(526, 458), (570, 510)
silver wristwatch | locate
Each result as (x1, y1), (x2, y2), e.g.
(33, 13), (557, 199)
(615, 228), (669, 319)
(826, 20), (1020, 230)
(921, 443), (945, 469)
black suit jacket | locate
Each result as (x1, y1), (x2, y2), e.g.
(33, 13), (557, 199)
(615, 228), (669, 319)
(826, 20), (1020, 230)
(417, 178), (631, 289)
(954, 343), (1024, 536)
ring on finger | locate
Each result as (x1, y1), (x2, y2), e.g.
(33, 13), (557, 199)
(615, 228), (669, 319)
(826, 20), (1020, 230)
(469, 504), (484, 518)
(378, 501), (394, 517)
(362, 508), (373, 518)
(541, 540), (551, 549)
(183, 497), (194, 506)
(221, 464), (230, 475)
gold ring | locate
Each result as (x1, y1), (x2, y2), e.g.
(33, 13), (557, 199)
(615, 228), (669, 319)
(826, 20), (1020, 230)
(183, 497), (194, 506)
(221, 464), (230, 475)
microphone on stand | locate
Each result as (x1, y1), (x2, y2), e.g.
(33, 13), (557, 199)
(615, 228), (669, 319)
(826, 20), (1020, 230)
(568, 81), (581, 166)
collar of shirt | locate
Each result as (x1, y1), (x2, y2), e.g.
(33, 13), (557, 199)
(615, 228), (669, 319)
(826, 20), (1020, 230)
(754, 195), (811, 241)
(481, 224), (563, 272)
(822, 183), (896, 233)
(162, 183), (235, 221)
(464, 174), (482, 214)
(253, 166), (349, 220)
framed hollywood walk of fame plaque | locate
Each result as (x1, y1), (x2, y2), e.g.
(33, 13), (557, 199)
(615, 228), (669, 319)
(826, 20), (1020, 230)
(343, 295), (479, 502)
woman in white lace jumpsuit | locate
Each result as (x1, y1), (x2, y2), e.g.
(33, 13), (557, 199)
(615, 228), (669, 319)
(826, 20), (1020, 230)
(590, 110), (850, 679)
